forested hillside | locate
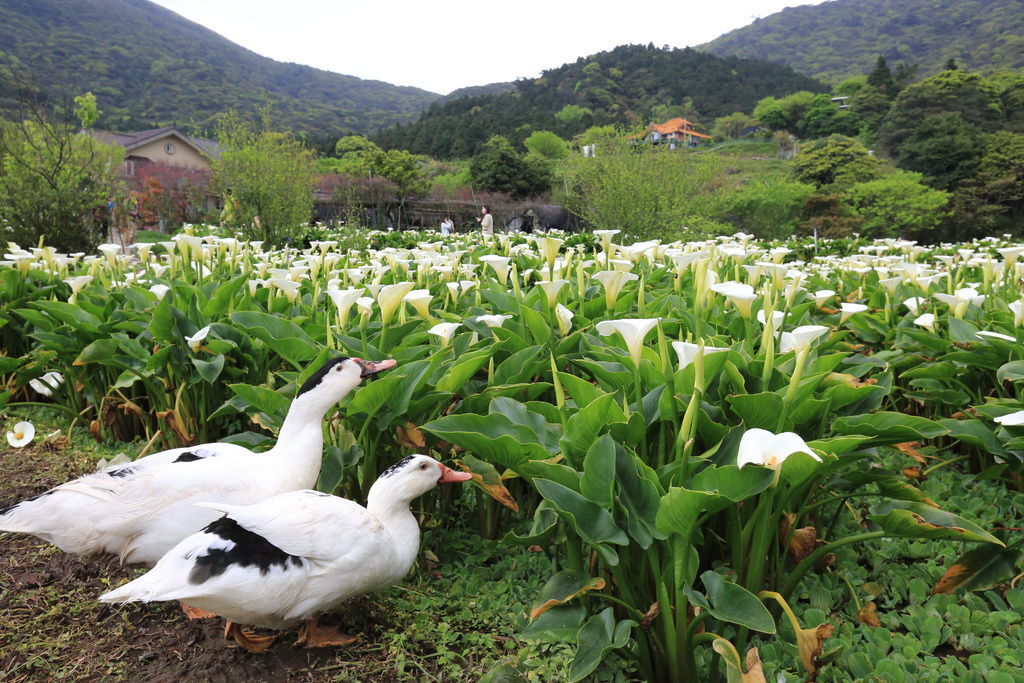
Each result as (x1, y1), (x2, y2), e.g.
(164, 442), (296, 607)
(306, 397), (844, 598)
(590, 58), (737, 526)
(375, 44), (827, 158)
(0, 0), (439, 136)
(699, 0), (1024, 84)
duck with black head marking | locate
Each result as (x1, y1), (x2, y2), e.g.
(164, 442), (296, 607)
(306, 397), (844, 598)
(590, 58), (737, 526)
(101, 454), (473, 652)
(0, 356), (396, 575)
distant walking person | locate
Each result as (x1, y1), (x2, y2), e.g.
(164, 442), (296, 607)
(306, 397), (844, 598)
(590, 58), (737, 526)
(440, 216), (453, 236)
(476, 205), (494, 236)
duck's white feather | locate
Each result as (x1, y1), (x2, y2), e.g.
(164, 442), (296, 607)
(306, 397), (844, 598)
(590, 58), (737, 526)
(101, 490), (407, 628)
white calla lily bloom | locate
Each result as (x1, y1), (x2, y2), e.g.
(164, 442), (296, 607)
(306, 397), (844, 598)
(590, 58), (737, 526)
(184, 325), (212, 352)
(976, 330), (1016, 342)
(6, 421), (35, 448)
(779, 325), (829, 354)
(29, 372), (64, 397)
(479, 255), (511, 286)
(812, 290), (835, 307)
(913, 313), (936, 333)
(555, 304), (574, 336)
(1009, 300), (1023, 327)
(593, 270), (639, 310)
(268, 277), (301, 303)
(326, 288), (363, 328)
(149, 284), (171, 301)
(710, 281), (757, 317)
(377, 282), (416, 325)
(934, 288), (985, 317)
(403, 289), (434, 319)
(428, 322), (461, 346)
(595, 318), (661, 367)
(737, 428), (820, 470)
(757, 309), (785, 329)
(476, 314), (512, 329)
(671, 341), (729, 371)
(839, 302), (868, 324)
(994, 410), (1024, 426)
(536, 279), (569, 308)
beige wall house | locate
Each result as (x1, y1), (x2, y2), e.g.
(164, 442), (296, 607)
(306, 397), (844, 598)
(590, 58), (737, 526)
(92, 127), (218, 176)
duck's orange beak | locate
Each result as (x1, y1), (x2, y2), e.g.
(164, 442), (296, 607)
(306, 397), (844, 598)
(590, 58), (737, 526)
(438, 462), (472, 483)
(353, 358), (397, 378)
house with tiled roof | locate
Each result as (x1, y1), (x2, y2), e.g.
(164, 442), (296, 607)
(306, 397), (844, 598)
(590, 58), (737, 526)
(90, 127), (218, 177)
(642, 117), (711, 148)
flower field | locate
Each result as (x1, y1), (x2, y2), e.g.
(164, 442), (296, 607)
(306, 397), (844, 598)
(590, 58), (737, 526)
(2, 227), (1024, 681)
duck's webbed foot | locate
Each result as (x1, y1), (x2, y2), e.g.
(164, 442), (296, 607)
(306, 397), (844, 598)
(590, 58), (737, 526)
(294, 615), (359, 648)
(180, 601), (218, 620)
(224, 620), (277, 653)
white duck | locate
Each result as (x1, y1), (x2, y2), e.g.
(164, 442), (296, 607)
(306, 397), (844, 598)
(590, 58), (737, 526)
(0, 356), (395, 568)
(100, 454), (473, 651)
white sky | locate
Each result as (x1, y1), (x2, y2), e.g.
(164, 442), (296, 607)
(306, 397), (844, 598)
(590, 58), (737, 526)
(149, 0), (828, 95)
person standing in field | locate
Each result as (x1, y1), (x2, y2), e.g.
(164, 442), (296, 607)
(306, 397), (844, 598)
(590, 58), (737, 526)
(476, 205), (494, 236)
(440, 216), (453, 235)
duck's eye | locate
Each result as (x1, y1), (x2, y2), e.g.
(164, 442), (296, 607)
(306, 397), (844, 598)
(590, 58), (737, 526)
(335, 365), (344, 372)
(419, 463), (428, 470)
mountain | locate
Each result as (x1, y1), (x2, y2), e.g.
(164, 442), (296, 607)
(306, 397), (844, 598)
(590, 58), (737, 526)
(699, 0), (1024, 84)
(0, 0), (439, 136)
(438, 82), (517, 104)
(374, 44), (827, 159)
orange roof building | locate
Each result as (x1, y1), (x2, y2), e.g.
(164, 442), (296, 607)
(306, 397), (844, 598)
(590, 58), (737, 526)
(643, 117), (711, 147)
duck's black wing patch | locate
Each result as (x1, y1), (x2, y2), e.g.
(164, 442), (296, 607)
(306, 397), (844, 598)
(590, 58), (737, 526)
(107, 466), (137, 478)
(188, 516), (303, 585)
(0, 490), (53, 516)
(173, 448), (220, 464)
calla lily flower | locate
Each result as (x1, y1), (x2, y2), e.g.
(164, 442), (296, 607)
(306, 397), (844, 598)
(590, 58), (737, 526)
(479, 255), (511, 286)
(64, 275), (94, 303)
(593, 229), (620, 255)
(903, 297), (925, 314)
(593, 270), (639, 311)
(914, 313), (936, 333)
(6, 421), (35, 448)
(536, 279), (568, 308)
(994, 410), (1024, 426)
(268, 277), (301, 303)
(97, 243), (122, 265)
(428, 322), (461, 346)
(757, 309), (785, 329)
(184, 325), (212, 352)
(175, 234), (204, 258)
(976, 330), (1015, 342)
(149, 284), (171, 300)
(535, 236), (564, 269)
(878, 277), (903, 296)
(934, 288), (985, 317)
(596, 318), (661, 367)
(737, 428), (820, 470)
(779, 325), (828, 354)
(811, 290), (835, 307)
(555, 304), (574, 336)
(839, 302), (868, 324)
(710, 282), (757, 317)
(476, 314), (512, 328)
(1009, 300), (1023, 327)
(356, 296), (375, 318)
(327, 288), (363, 328)
(377, 282), (416, 325)
(29, 372), (64, 397)
(403, 289), (434, 319)
(671, 341), (728, 370)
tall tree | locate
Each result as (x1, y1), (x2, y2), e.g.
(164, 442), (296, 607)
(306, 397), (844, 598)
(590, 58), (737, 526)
(867, 56), (896, 96)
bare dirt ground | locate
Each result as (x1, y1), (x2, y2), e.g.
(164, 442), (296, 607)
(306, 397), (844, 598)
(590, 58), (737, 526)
(0, 437), (496, 682)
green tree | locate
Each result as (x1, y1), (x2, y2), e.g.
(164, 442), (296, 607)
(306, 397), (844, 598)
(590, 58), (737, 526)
(524, 130), (569, 159)
(712, 112), (758, 141)
(878, 70), (1004, 161)
(335, 135), (380, 157)
(561, 136), (726, 240)
(73, 92), (100, 129)
(798, 94), (862, 139)
(845, 171), (949, 238)
(719, 179), (815, 240)
(949, 130), (1024, 235)
(211, 111), (317, 244)
(753, 91), (816, 132)
(847, 86), (892, 137)
(792, 134), (881, 188)
(894, 112), (984, 189)
(469, 135), (551, 197)
(866, 56), (896, 96)
(0, 93), (124, 251)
